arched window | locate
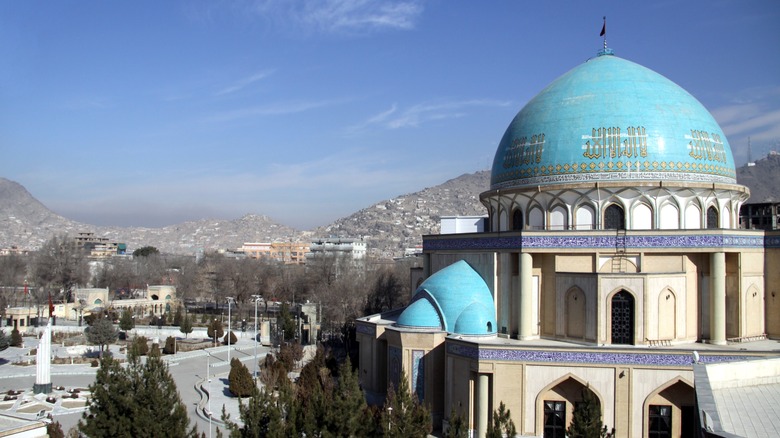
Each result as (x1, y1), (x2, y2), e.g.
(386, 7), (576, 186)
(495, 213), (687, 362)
(632, 203), (652, 230)
(611, 291), (634, 345)
(604, 204), (625, 230)
(706, 206), (719, 229)
(659, 203), (679, 230)
(529, 208), (544, 230)
(512, 209), (523, 231)
(575, 205), (595, 230)
(550, 206), (567, 230)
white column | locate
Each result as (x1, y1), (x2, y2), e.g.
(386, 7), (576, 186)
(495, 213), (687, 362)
(519, 253), (534, 339)
(709, 252), (727, 345)
(477, 374), (489, 438)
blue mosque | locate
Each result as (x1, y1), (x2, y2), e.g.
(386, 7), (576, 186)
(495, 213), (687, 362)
(357, 46), (780, 437)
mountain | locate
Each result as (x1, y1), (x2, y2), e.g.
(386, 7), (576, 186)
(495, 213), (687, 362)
(0, 172), (491, 258)
(737, 152), (780, 203)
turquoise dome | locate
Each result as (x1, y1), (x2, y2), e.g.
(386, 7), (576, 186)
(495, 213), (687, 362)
(397, 260), (496, 336)
(490, 49), (736, 190)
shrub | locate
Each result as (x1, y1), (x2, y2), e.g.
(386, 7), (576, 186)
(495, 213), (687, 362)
(10, 329), (23, 347)
(223, 331), (237, 346)
(130, 336), (149, 356)
(228, 357), (254, 397)
(163, 336), (176, 355)
(91, 360), (99, 367)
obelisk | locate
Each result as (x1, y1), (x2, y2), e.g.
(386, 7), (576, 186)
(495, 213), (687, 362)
(33, 321), (52, 394)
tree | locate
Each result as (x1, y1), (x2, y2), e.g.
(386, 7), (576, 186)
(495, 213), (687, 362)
(486, 401), (517, 438)
(567, 386), (615, 438)
(85, 317), (118, 358)
(79, 348), (198, 437)
(132, 246), (159, 258)
(0, 330), (9, 351)
(228, 357), (255, 397)
(207, 319), (224, 340)
(119, 308), (134, 334)
(130, 336), (149, 356)
(31, 235), (89, 304)
(445, 407), (468, 438)
(46, 421), (65, 438)
(163, 336), (176, 355)
(277, 303), (296, 342)
(364, 267), (404, 315)
(173, 306), (183, 326)
(10, 329), (23, 347)
(223, 331), (237, 346)
(381, 370), (432, 438)
(179, 313), (193, 338)
(322, 357), (372, 436)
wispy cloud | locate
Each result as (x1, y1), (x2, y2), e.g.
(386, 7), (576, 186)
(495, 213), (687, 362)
(711, 86), (780, 148)
(348, 99), (512, 133)
(205, 97), (350, 123)
(215, 70), (275, 96)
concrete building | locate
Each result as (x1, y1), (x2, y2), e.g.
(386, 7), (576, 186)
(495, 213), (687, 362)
(356, 46), (780, 437)
(240, 242), (310, 264)
(305, 238), (367, 261)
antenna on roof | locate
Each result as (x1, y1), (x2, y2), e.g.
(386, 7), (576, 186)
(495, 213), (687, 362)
(747, 136), (753, 163)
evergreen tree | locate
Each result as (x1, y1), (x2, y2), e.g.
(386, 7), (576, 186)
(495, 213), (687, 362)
(179, 313), (193, 338)
(486, 401), (517, 438)
(46, 420), (65, 438)
(381, 370), (432, 438)
(294, 348), (331, 436)
(85, 317), (118, 358)
(223, 330), (237, 346)
(445, 407), (468, 438)
(567, 386), (614, 438)
(78, 356), (135, 436)
(228, 357), (255, 397)
(323, 357), (372, 437)
(118, 308), (134, 334)
(163, 336), (176, 354)
(10, 329), (22, 347)
(129, 336), (149, 356)
(0, 330), (9, 351)
(225, 377), (296, 438)
(173, 306), (183, 326)
(277, 303), (296, 341)
(207, 319), (224, 340)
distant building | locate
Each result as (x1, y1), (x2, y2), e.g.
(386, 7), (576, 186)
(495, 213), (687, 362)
(239, 242), (309, 264)
(305, 237), (367, 261)
(740, 201), (779, 230)
(440, 215), (489, 234)
(72, 232), (126, 258)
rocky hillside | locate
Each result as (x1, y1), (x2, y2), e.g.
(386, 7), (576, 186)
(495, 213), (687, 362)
(737, 152), (780, 203)
(0, 172), (491, 258)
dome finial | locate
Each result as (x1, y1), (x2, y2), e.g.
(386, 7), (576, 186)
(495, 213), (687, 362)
(597, 16), (614, 56)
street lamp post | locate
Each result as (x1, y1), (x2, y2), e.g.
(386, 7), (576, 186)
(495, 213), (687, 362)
(226, 297), (235, 363)
(251, 295), (262, 378)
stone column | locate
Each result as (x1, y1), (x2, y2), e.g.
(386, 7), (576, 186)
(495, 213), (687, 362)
(499, 253), (511, 336)
(477, 373), (489, 438)
(709, 252), (727, 345)
(519, 252), (534, 339)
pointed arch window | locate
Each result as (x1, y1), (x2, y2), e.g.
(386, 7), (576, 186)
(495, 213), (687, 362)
(512, 209), (523, 231)
(706, 206), (719, 229)
(604, 204), (625, 230)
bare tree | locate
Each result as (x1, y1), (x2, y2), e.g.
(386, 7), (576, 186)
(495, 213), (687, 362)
(31, 235), (89, 304)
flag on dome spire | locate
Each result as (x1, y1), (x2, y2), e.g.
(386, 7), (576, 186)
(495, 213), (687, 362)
(600, 16), (606, 36)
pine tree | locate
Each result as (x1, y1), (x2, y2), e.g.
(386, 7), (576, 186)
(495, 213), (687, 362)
(78, 356), (135, 436)
(85, 317), (118, 358)
(118, 308), (134, 335)
(179, 313), (193, 338)
(486, 401), (517, 438)
(173, 306), (183, 326)
(0, 330), (9, 351)
(207, 319), (224, 340)
(381, 370), (432, 438)
(445, 407), (468, 438)
(567, 386), (614, 438)
(163, 336), (176, 354)
(79, 348), (198, 437)
(223, 330), (237, 346)
(10, 329), (22, 347)
(323, 357), (372, 436)
(228, 357), (255, 398)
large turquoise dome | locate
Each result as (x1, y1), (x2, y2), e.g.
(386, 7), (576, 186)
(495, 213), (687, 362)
(490, 49), (737, 190)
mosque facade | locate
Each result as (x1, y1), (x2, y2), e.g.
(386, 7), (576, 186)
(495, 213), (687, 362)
(356, 47), (780, 437)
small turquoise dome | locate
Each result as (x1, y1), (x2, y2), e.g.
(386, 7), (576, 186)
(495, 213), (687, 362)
(397, 260), (497, 336)
(491, 49), (736, 190)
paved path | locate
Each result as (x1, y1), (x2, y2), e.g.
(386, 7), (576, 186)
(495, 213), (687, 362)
(0, 334), (274, 436)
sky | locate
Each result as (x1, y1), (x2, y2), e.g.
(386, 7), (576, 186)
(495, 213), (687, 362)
(1, 1), (779, 230)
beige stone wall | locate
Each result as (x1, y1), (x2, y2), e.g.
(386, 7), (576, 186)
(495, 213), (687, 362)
(766, 245), (780, 337)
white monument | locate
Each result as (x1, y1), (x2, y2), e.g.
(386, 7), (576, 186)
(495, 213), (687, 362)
(33, 322), (52, 394)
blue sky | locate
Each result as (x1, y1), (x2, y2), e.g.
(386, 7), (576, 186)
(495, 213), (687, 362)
(1, 1), (778, 230)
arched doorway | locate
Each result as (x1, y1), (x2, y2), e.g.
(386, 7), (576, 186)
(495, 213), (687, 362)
(604, 204), (625, 230)
(512, 209), (523, 231)
(611, 291), (634, 345)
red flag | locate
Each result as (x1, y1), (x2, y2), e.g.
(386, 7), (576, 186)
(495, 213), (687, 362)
(49, 294), (55, 317)
(600, 17), (606, 37)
